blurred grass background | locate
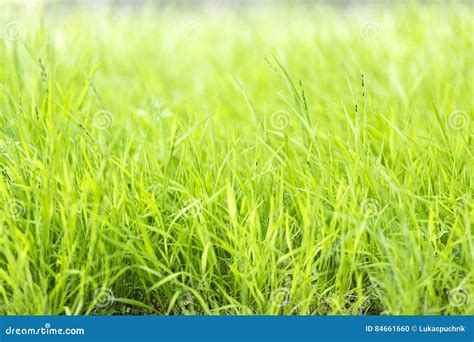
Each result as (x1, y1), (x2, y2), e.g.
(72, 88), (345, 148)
(0, 0), (472, 315)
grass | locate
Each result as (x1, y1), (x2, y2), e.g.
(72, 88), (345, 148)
(0, 1), (472, 315)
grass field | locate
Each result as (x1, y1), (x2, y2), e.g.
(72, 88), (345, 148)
(0, 1), (472, 315)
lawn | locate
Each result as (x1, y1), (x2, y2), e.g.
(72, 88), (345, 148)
(0, 1), (472, 315)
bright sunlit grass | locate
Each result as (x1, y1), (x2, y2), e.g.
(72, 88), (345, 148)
(0, 2), (472, 315)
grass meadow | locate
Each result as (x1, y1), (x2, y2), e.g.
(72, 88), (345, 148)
(0, 1), (472, 315)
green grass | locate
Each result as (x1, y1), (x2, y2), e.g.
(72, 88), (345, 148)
(0, 2), (472, 315)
